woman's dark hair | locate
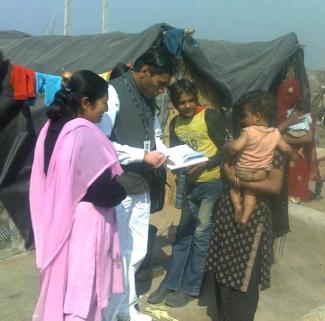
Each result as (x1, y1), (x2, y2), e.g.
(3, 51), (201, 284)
(169, 79), (198, 107)
(47, 70), (108, 121)
(110, 63), (130, 80)
(133, 47), (177, 76)
(233, 90), (278, 137)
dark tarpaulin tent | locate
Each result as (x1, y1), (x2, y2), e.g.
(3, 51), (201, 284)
(199, 32), (310, 137)
(0, 25), (309, 107)
(0, 23), (231, 105)
(200, 32), (310, 104)
(0, 57), (35, 255)
(0, 23), (309, 255)
(0, 23), (231, 256)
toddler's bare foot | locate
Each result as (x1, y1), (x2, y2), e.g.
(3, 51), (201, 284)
(237, 215), (250, 231)
(233, 204), (243, 223)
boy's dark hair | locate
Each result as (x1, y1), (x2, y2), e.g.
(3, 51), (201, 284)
(169, 79), (198, 108)
(233, 90), (278, 136)
(294, 100), (310, 113)
(133, 47), (177, 76)
(110, 63), (130, 80)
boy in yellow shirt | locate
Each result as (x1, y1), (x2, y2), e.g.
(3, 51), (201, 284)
(148, 79), (226, 307)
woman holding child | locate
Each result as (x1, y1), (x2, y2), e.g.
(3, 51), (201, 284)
(206, 90), (289, 321)
(276, 78), (320, 203)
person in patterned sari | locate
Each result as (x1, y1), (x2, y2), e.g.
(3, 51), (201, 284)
(206, 90), (289, 321)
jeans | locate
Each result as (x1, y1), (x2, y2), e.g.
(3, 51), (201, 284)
(161, 179), (223, 296)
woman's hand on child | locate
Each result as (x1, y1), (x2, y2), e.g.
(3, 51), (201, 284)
(286, 111), (306, 126)
(223, 163), (236, 183)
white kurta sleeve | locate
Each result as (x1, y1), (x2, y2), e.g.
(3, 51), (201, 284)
(154, 112), (169, 154)
(96, 85), (145, 165)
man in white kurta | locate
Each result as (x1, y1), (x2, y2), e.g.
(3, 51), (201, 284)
(97, 48), (176, 321)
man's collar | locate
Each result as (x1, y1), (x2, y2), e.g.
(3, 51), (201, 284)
(125, 70), (147, 98)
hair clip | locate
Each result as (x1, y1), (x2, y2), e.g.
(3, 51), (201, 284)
(65, 87), (71, 93)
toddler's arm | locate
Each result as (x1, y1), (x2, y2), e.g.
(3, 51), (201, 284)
(277, 137), (299, 160)
(225, 130), (248, 155)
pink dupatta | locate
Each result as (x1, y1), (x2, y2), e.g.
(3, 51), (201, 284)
(30, 118), (123, 321)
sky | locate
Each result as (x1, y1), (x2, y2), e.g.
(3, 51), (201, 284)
(1, 0), (325, 70)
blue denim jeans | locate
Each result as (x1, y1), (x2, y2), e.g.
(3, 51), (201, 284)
(161, 179), (223, 296)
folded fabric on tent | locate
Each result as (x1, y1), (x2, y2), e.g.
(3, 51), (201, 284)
(36, 72), (62, 106)
(10, 64), (36, 100)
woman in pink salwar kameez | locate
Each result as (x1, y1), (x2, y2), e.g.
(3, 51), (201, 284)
(29, 70), (126, 321)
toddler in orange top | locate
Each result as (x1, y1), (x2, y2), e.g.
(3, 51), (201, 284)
(226, 91), (297, 229)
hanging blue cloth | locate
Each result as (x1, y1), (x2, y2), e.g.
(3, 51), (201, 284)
(163, 28), (185, 58)
(36, 72), (62, 106)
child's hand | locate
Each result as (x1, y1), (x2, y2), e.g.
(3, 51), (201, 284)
(187, 161), (208, 178)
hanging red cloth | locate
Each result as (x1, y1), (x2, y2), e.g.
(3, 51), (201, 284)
(27, 68), (36, 98)
(10, 64), (36, 100)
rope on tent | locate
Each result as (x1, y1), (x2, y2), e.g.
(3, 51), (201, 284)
(45, 1), (62, 35)
(22, 0), (36, 32)
(301, 44), (325, 52)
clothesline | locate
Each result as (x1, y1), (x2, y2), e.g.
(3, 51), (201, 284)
(301, 43), (325, 53)
(9, 63), (117, 106)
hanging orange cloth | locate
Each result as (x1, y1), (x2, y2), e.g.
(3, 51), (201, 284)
(10, 64), (36, 100)
(27, 68), (36, 98)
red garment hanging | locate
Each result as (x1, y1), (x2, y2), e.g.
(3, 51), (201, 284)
(10, 64), (36, 100)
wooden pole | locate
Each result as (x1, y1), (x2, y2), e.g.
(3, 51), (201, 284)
(102, 0), (109, 33)
(64, 0), (71, 35)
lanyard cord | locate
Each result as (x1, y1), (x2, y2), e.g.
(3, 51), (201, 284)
(122, 74), (153, 140)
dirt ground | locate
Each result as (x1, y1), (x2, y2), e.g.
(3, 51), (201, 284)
(1, 128), (324, 321)
(1, 199), (324, 321)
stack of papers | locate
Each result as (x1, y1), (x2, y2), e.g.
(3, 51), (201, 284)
(165, 144), (208, 170)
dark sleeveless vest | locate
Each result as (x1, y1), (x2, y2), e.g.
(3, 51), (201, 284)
(110, 71), (157, 190)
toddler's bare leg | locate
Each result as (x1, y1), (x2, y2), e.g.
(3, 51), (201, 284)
(240, 190), (257, 228)
(229, 187), (242, 223)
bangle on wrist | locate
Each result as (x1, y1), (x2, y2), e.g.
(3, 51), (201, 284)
(234, 176), (241, 189)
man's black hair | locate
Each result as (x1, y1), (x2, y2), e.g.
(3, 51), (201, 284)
(133, 47), (177, 76)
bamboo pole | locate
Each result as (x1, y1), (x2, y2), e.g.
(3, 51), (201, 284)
(63, 0), (71, 36)
(102, 0), (109, 33)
